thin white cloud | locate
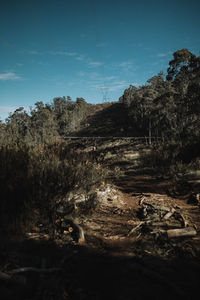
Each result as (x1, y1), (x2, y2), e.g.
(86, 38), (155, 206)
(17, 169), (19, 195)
(108, 80), (129, 91)
(75, 54), (85, 61)
(26, 49), (105, 68)
(104, 76), (117, 81)
(91, 80), (129, 92)
(26, 49), (78, 57)
(151, 60), (164, 66)
(27, 50), (42, 55)
(77, 71), (86, 76)
(131, 82), (140, 87)
(67, 81), (77, 87)
(37, 61), (51, 66)
(89, 72), (102, 78)
(91, 75), (118, 83)
(114, 80), (128, 85)
(119, 61), (134, 70)
(157, 51), (172, 57)
(0, 106), (17, 113)
(48, 51), (77, 56)
(96, 42), (108, 48)
(0, 106), (30, 121)
(0, 72), (21, 80)
(0, 106), (17, 120)
(88, 61), (103, 67)
(132, 42), (144, 48)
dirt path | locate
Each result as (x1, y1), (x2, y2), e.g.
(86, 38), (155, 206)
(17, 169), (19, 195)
(76, 155), (200, 259)
(2, 144), (200, 300)
(59, 162), (200, 299)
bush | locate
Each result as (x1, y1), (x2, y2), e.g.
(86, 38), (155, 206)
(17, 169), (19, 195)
(0, 141), (107, 236)
(139, 143), (183, 176)
(139, 140), (198, 180)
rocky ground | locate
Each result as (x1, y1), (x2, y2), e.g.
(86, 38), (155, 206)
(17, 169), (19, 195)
(1, 140), (200, 300)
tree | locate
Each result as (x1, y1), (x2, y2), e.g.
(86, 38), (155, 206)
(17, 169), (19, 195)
(119, 73), (168, 140)
(5, 107), (31, 143)
(30, 102), (58, 143)
(166, 48), (195, 82)
(76, 97), (86, 105)
(166, 49), (200, 142)
(67, 96), (72, 102)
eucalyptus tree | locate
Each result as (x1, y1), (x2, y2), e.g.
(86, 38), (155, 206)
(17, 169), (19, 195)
(119, 73), (167, 140)
(30, 101), (58, 143)
(5, 107), (32, 144)
(166, 49), (200, 143)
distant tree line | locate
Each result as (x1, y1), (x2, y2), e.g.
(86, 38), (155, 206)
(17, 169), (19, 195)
(0, 96), (89, 145)
(0, 48), (199, 148)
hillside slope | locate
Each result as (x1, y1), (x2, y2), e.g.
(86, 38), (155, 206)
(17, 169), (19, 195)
(74, 102), (138, 137)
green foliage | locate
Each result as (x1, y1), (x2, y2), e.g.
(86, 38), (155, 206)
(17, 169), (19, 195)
(0, 96), (107, 237)
(1, 97), (90, 145)
(139, 143), (182, 176)
(120, 48), (200, 165)
(0, 141), (107, 235)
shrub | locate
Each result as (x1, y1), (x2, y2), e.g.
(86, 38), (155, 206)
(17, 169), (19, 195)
(0, 141), (107, 236)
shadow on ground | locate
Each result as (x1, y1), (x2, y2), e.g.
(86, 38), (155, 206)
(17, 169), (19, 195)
(113, 170), (171, 195)
(1, 238), (200, 300)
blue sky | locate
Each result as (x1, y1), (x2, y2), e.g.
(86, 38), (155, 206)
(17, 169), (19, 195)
(0, 0), (199, 121)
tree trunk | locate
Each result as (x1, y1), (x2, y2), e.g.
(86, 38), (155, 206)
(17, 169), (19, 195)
(149, 118), (152, 145)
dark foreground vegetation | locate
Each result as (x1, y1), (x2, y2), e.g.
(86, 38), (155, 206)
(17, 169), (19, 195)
(0, 48), (200, 299)
(0, 140), (108, 236)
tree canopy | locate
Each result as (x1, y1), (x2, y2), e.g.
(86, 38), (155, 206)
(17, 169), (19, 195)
(119, 48), (200, 149)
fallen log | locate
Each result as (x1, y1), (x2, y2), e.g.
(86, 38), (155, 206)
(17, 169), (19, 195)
(75, 223), (85, 244)
(0, 271), (11, 281)
(163, 208), (175, 220)
(128, 222), (143, 236)
(138, 196), (146, 206)
(167, 227), (197, 238)
(140, 201), (170, 212)
(128, 220), (153, 236)
(63, 219), (85, 244)
(179, 213), (189, 228)
(172, 210), (189, 228)
(8, 267), (61, 274)
(26, 232), (50, 240)
(0, 270), (27, 286)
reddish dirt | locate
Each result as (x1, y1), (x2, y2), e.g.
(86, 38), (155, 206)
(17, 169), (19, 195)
(76, 166), (200, 260)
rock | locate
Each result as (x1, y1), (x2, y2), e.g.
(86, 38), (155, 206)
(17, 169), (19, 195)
(95, 184), (120, 205)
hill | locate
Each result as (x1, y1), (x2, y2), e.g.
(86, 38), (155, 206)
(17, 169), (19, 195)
(75, 102), (138, 137)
